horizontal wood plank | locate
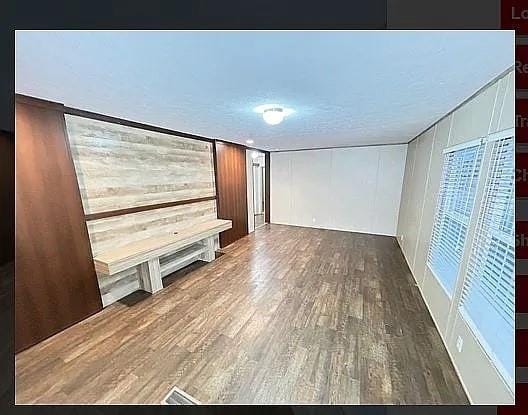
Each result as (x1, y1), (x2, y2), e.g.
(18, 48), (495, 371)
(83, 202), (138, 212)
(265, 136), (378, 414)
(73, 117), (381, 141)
(85, 196), (216, 221)
(65, 114), (216, 215)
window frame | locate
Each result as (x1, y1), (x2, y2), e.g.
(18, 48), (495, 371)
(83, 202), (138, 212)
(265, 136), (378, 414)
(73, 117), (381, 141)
(457, 129), (515, 391)
(426, 137), (485, 297)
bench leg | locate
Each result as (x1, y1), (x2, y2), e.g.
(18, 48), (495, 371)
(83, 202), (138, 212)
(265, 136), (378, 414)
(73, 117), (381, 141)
(200, 236), (216, 262)
(138, 258), (163, 294)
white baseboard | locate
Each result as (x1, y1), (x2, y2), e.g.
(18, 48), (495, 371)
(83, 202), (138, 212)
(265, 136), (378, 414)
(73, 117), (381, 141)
(270, 220), (396, 237)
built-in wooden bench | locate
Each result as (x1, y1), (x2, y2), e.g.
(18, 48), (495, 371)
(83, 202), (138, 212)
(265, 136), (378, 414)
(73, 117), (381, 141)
(94, 219), (232, 298)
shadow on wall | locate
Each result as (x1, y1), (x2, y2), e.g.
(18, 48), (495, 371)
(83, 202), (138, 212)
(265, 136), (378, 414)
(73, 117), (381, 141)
(0, 131), (14, 266)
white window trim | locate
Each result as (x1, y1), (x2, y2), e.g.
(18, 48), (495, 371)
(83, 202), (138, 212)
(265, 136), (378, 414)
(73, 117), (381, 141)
(459, 307), (515, 391)
(485, 127), (515, 143)
(429, 141), (484, 296)
(443, 137), (484, 154)
(427, 263), (454, 299)
(457, 134), (515, 392)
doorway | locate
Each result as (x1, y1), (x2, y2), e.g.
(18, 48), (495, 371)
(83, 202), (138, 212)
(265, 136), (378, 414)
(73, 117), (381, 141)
(246, 150), (267, 233)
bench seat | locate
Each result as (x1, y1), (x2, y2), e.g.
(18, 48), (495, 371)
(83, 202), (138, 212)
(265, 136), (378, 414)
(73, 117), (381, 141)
(93, 219), (232, 301)
(94, 219), (232, 275)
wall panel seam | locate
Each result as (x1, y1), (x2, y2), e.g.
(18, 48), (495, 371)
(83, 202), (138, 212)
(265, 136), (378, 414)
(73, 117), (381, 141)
(488, 78), (501, 135)
(412, 126), (436, 282)
(496, 74), (510, 132)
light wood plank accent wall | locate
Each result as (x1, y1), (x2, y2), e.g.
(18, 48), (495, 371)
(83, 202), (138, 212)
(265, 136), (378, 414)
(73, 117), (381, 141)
(64, 115), (218, 305)
(87, 202), (217, 256)
(65, 115), (216, 214)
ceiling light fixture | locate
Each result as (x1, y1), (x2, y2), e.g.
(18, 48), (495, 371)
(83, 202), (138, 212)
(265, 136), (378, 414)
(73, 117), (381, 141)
(246, 139), (254, 144)
(262, 108), (284, 125)
(254, 104), (294, 126)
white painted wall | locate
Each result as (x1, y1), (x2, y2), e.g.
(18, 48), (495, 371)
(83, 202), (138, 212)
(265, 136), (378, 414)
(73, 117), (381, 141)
(271, 144), (407, 236)
(397, 69), (515, 404)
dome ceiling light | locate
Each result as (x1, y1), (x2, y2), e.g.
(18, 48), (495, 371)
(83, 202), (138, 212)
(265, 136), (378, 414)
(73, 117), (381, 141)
(254, 104), (294, 126)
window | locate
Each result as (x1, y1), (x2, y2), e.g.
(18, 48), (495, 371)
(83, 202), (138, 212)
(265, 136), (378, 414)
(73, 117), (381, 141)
(427, 142), (484, 295)
(459, 135), (515, 388)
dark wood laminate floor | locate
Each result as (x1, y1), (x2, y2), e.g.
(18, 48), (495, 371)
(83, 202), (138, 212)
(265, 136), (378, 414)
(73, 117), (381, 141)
(15, 224), (468, 404)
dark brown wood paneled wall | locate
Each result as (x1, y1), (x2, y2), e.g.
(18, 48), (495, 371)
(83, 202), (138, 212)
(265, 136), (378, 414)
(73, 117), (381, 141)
(0, 130), (14, 404)
(15, 96), (102, 352)
(0, 131), (14, 266)
(214, 141), (248, 247)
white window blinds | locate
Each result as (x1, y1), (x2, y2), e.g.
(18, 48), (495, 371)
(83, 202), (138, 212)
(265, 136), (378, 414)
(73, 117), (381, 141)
(459, 135), (515, 388)
(427, 143), (484, 295)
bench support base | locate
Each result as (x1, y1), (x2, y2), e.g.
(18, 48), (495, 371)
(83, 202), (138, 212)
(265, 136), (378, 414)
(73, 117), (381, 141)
(99, 234), (223, 305)
(138, 258), (163, 294)
(199, 236), (216, 262)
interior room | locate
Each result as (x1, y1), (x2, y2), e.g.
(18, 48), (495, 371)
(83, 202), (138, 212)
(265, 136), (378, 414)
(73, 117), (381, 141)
(11, 30), (515, 405)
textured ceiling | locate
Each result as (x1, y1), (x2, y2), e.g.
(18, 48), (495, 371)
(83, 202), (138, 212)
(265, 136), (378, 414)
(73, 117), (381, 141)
(15, 31), (513, 151)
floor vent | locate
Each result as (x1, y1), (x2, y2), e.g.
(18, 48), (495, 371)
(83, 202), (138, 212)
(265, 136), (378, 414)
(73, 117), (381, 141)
(163, 386), (201, 405)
